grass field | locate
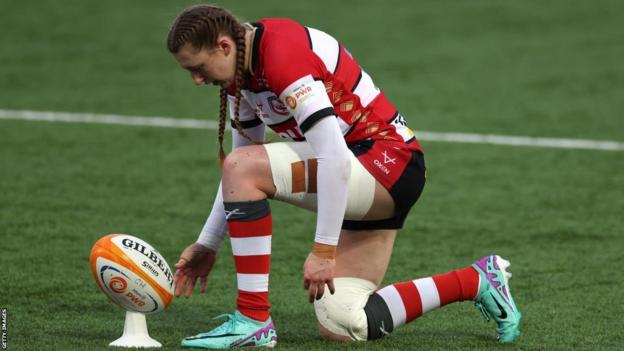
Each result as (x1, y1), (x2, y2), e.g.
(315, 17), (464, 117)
(1, 1), (623, 350)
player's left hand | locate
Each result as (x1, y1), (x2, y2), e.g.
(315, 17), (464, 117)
(303, 252), (336, 303)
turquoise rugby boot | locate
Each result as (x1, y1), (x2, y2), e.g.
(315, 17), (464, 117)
(182, 311), (277, 349)
(472, 255), (522, 343)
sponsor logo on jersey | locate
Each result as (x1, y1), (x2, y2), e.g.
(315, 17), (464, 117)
(374, 159), (391, 175)
(285, 96), (297, 109)
(382, 150), (396, 164)
(287, 82), (316, 110)
(294, 85), (313, 100)
(268, 96), (289, 116)
(373, 150), (397, 175)
(294, 85), (312, 100)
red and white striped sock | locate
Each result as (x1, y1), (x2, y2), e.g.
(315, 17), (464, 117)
(375, 266), (480, 328)
(225, 200), (272, 322)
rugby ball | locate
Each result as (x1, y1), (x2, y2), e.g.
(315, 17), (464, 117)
(90, 234), (174, 314)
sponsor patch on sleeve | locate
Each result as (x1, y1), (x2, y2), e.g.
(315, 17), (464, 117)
(279, 75), (333, 126)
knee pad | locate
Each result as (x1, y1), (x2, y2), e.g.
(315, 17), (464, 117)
(313, 277), (377, 341)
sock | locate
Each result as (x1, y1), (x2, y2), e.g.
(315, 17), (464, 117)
(365, 266), (479, 338)
(225, 200), (272, 322)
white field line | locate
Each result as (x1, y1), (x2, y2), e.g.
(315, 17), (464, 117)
(1, 109), (623, 151)
(0, 109), (220, 130)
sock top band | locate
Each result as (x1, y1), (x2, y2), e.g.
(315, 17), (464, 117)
(224, 200), (271, 221)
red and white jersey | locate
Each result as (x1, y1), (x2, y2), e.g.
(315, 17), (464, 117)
(228, 18), (422, 154)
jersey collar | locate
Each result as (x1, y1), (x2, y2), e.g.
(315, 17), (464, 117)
(249, 22), (264, 76)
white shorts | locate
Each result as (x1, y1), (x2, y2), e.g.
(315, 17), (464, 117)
(264, 142), (375, 220)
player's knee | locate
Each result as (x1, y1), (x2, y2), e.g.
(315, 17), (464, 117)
(317, 322), (352, 342)
(313, 277), (377, 341)
(222, 146), (268, 180)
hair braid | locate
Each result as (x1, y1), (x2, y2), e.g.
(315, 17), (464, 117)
(231, 26), (259, 145)
(167, 5), (262, 165)
(217, 87), (228, 164)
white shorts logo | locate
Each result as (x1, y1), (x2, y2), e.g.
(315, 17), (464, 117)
(382, 151), (396, 164)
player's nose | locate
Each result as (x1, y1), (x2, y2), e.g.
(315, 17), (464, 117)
(191, 72), (206, 86)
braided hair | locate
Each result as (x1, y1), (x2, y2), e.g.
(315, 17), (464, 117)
(167, 5), (258, 164)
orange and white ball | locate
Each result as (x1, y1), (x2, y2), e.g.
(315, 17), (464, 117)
(90, 234), (174, 314)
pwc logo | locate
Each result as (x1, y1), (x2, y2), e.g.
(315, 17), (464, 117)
(295, 85), (313, 99)
(126, 291), (146, 307)
(285, 96), (297, 109)
(286, 83), (316, 110)
(109, 277), (128, 293)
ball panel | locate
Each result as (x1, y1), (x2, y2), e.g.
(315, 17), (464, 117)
(95, 257), (163, 313)
(93, 234), (173, 305)
(89, 234), (174, 313)
(109, 235), (174, 296)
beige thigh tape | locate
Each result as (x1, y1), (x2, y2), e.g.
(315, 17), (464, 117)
(264, 142), (375, 220)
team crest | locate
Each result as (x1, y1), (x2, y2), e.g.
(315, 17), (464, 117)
(268, 95), (289, 116)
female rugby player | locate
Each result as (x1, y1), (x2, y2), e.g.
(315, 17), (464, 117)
(167, 5), (521, 348)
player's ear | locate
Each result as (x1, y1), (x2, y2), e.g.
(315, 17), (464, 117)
(217, 36), (233, 56)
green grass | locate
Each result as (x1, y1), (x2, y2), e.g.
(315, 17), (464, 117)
(1, 1), (624, 350)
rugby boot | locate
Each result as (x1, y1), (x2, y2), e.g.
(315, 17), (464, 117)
(182, 311), (277, 349)
(472, 255), (522, 343)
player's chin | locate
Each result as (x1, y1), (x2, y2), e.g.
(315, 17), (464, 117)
(214, 80), (231, 88)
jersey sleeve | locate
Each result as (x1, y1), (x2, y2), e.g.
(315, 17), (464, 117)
(262, 38), (350, 247)
(262, 42), (335, 133)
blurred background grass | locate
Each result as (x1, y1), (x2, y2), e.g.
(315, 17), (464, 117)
(1, 1), (623, 350)
(2, 0), (623, 137)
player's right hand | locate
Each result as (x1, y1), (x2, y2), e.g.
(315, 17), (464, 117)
(173, 242), (217, 298)
(303, 251), (336, 303)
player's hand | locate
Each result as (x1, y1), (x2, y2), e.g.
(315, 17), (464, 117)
(303, 252), (336, 303)
(173, 243), (217, 298)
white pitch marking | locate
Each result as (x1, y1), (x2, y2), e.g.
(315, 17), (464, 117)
(416, 131), (624, 152)
(0, 109), (221, 130)
(1, 109), (623, 151)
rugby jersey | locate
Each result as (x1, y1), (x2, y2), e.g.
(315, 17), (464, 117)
(227, 18), (422, 154)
